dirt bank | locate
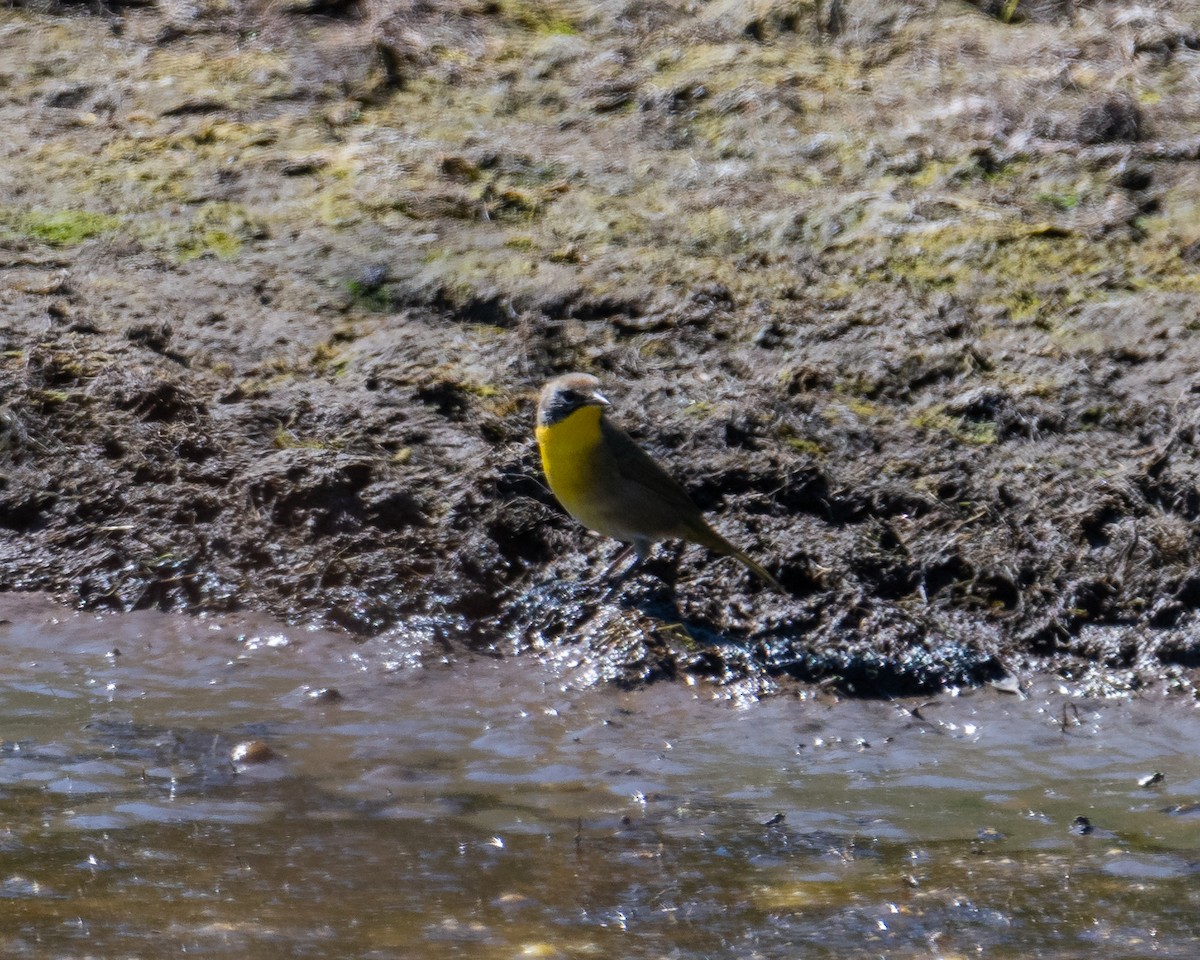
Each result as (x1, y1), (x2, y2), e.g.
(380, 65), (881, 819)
(3, 0), (1200, 696)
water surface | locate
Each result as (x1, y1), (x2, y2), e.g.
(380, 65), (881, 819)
(2, 593), (1199, 958)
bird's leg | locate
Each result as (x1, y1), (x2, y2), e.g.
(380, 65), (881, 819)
(585, 542), (634, 591)
(599, 542), (636, 581)
(601, 538), (650, 598)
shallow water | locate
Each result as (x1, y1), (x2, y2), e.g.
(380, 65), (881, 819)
(2, 593), (1199, 959)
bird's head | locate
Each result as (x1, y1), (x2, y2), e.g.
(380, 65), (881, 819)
(537, 373), (610, 428)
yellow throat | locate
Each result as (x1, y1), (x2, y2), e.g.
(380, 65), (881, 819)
(536, 404), (605, 522)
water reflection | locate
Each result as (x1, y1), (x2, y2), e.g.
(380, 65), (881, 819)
(2, 593), (1199, 958)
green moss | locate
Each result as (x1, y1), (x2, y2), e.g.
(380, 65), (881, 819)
(31, 389), (73, 408)
(1000, 289), (1046, 325)
(143, 50), (294, 105)
(504, 234), (537, 251)
(272, 427), (340, 450)
(845, 397), (884, 419)
(173, 203), (268, 262)
(823, 388), (888, 423)
(181, 229), (241, 261)
(311, 342), (351, 376)
(908, 159), (959, 191)
(860, 220), (1114, 326)
(346, 278), (394, 312)
(483, 184), (542, 220)
(2, 208), (119, 246)
(454, 379), (499, 398)
(783, 436), (824, 457)
(504, 0), (579, 35)
(1080, 404), (1115, 426)
(960, 420), (998, 445)
(1041, 192), (1080, 211)
(833, 374), (879, 400)
(683, 208), (746, 256)
(911, 406), (997, 445)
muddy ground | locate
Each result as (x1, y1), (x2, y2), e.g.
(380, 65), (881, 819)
(2, 0), (1200, 696)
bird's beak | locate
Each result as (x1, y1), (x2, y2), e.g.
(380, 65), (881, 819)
(592, 390), (610, 407)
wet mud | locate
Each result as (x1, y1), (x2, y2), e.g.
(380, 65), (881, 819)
(3, 1), (1200, 695)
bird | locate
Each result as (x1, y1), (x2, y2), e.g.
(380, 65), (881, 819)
(535, 372), (782, 590)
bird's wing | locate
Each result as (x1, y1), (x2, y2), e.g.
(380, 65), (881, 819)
(599, 417), (705, 521)
(600, 417), (781, 588)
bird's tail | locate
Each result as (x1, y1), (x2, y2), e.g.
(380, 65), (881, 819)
(690, 523), (783, 591)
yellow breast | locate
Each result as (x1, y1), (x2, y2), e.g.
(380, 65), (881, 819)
(536, 406), (609, 530)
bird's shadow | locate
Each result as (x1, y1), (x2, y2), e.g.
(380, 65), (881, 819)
(608, 565), (754, 653)
(517, 552), (765, 656)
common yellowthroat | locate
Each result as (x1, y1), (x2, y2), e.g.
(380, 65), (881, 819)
(535, 373), (781, 590)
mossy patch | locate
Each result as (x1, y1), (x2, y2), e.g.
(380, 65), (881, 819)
(345, 277), (394, 312)
(143, 50), (294, 106)
(1036, 191), (1080, 212)
(1, 208), (119, 246)
(272, 427), (344, 451)
(853, 220), (1117, 328)
(504, 0), (579, 35)
(137, 202), (271, 262)
(781, 435), (824, 457)
(910, 406), (998, 445)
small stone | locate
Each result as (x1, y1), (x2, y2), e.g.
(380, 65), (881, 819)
(231, 740), (277, 765)
(6, 271), (68, 296)
(989, 674), (1023, 695)
(281, 155), (329, 176)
